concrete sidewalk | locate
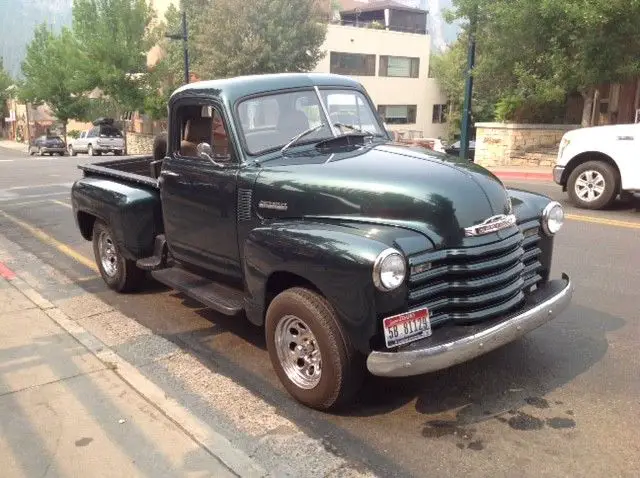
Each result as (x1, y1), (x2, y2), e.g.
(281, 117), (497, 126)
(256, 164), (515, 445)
(0, 273), (237, 477)
(0, 140), (28, 152)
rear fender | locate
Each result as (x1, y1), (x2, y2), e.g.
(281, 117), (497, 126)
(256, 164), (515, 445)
(71, 177), (162, 260)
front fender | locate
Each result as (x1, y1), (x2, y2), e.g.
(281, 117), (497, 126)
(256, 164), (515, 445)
(71, 177), (162, 259)
(242, 221), (421, 353)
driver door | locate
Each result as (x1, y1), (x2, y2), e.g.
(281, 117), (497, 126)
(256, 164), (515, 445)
(159, 100), (241, 279)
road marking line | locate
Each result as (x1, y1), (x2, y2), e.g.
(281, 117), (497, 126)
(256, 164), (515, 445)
(566, 214), (640, 230)
(0, 199), (51, 208)
(0, 191), (70, 202)
(50, 199), (72, 209)
(7, 182), (73, 191)
(0, 261), (16, 280)
(0, 210), (98, 272)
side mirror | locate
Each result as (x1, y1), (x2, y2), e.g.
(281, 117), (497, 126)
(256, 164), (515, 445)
(197, 142), (214, 161)
(197, 142), (224, 167)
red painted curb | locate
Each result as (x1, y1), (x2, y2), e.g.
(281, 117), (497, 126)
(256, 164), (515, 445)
(492, 171), (554, 182)
(0, 261), (16, 280)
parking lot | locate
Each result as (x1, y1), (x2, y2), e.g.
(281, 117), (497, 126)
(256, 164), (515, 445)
(1, 145), (639, 477)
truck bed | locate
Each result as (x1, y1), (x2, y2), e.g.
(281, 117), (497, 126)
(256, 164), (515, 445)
(78, 156), (159, 189)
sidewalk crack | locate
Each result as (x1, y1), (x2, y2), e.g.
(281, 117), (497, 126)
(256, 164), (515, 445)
(0, 368), (107, 398)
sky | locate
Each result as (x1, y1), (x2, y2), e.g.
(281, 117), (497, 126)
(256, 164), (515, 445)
(0, 0), (460, 79)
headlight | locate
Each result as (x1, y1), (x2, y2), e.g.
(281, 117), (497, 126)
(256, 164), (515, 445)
(542, 201), (564, 235)
(373, 248), (406, 291)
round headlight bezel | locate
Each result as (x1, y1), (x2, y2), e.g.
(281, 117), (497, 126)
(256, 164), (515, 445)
(542, 201), (565, 236)
(373, 248), (407, 292)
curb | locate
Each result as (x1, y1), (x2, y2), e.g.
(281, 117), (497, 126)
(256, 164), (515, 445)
(0, 260), (267, 478)
(491, 170), (554, 182)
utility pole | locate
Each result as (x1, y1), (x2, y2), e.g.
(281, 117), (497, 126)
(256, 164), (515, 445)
(459, 14), (476, 161)
(166, 10), (190, 84)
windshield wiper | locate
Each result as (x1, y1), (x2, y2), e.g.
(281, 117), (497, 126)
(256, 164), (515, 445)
(333, 122), (377, 137)
(281, 124), (325, 155)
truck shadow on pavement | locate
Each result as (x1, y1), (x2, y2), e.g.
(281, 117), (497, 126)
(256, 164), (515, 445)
(348, 303), (624, 420)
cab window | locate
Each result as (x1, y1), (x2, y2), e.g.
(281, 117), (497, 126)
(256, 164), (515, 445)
(174, 104), (232, 162)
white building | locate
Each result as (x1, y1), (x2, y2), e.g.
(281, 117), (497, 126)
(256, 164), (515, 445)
(314, 1), (450, 140)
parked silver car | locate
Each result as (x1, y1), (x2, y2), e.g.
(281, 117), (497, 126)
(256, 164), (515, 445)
(68, 124), (125, 156)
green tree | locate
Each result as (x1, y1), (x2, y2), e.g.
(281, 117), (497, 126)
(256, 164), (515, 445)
(0, 58), (13, 119)
(20, 25), (91, 142)
(72, 0), (158, 114)
(194, 0), (327, 78)
(439, 0), (640, 126)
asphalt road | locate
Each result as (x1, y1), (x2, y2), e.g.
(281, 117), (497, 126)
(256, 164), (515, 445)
(1, 146), (639, 477)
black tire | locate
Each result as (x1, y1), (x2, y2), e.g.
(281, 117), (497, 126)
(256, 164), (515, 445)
(58, 151), (64, 156)
(265, 287), (364, 410)
(567, 160), (618, 210)
(92, 220), (145, 292)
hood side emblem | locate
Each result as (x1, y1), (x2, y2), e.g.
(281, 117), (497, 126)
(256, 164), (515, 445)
(464, 214), (517, 237)
(258, 200), (288, 211)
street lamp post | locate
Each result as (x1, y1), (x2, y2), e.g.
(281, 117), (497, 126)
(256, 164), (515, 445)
(166, 10), (190, 84)
(459, 16), (476, 161)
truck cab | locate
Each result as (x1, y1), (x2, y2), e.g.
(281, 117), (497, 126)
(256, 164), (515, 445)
(71, 73), (573, 410)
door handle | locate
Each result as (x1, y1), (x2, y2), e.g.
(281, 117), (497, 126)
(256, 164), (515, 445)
(161, 170), (180, 177)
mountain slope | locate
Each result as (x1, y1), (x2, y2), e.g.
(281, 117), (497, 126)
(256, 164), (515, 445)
(0, 0), (73, 78)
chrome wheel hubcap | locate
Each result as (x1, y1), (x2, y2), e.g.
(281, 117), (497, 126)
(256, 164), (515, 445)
(98, 230), (118, 277)
(575, 170), (606, 202)
(274, 315), (322, 389)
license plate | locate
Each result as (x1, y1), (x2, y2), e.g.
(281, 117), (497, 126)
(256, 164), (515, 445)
(383, 307), (431, 348)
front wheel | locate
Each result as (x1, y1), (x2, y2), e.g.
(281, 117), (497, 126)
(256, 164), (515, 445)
(265, 287), (364, 410)
(567, 160), (618, 210)
(92, 220), (145, 292)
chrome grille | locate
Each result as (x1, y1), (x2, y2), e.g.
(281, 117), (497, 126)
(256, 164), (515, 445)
(408, 221), (543, 326)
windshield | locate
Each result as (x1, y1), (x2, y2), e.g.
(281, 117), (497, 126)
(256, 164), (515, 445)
(100, 126), (123, 138)
(237, 88), (385, 155)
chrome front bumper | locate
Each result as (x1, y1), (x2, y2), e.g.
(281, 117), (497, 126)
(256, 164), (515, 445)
(367, 274), (573, 377)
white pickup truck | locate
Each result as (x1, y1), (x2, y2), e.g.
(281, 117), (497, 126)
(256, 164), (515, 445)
(554, 123), (639, 209)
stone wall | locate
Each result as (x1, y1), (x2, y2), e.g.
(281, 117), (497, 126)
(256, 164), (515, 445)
(475, 122), (579, 168)
(125, 132), (156, 156)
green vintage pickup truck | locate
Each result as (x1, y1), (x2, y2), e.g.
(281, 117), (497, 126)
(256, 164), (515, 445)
(71, 73), (573, 410)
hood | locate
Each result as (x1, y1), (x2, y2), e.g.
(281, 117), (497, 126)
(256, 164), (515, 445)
(564, 123), (638, 140)
(253, 143), (514, 249)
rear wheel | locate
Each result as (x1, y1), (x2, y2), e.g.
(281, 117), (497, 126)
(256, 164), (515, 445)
(92, 220), (145, 292)
(567, 160), (618, 210)
(265, 287), (364, 410)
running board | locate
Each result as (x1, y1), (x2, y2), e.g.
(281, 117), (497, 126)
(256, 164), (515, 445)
(151, 266), (244, 316)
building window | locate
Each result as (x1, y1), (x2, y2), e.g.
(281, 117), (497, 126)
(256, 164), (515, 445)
(378, 105), (417, 124)
(379, 56), (420, 78)
(330, 52), (376, 76)
(432, 104), (448, 123)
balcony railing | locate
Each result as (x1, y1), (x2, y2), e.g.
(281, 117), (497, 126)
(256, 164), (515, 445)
(332, 19), (427, 35)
